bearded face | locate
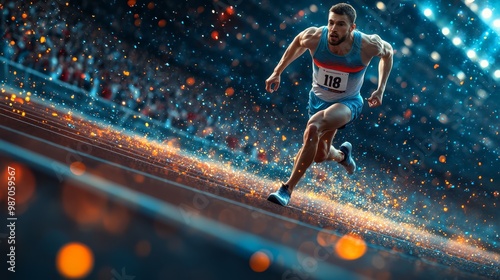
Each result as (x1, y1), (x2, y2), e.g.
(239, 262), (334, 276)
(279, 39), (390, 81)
(327, 13), (355, 46)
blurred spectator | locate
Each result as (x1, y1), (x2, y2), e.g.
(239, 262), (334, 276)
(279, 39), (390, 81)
(0, 0), (278, 165)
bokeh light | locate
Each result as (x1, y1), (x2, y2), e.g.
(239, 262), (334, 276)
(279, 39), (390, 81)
(69, 161), (86, 176)
(225, 87), (235, 97)
(481, 8), (493, 19)
(249, 251), (271, 272)
(494, 19), (500, 28)
(479, 59), (489, 68)
(441, 27), (450, 35)
(1, 162), (36, 206)
(452, 37), (463, 46)
(56, 242), (94, 279)
(61, 183), (107, 225)
(335, 234), (367, 261)
(186, 77), (196, 86)
(1, 0), (499, 278)
(466, 50), (477, 59)
(158, 19), (167, 28)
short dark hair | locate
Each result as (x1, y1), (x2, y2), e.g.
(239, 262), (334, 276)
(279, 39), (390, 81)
(330, 3), (357, 24)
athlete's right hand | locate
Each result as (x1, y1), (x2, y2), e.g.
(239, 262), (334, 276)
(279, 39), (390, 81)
(265, 72), (281, 93)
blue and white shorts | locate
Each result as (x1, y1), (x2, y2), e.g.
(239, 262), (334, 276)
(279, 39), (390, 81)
(307, 90), (363, 129)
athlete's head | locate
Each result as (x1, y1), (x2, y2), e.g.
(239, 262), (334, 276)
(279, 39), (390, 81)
(328, 3), (357, 46)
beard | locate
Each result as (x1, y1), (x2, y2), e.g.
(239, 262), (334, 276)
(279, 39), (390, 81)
(328, 32), (349, 46)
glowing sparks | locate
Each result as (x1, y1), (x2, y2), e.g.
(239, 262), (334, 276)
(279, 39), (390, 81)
(1, 89), (498, 276)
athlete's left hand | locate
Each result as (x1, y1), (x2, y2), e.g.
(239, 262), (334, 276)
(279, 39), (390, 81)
(367, 90), (384, 108)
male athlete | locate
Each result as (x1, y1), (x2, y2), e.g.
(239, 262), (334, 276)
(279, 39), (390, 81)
(266, 3), (393, 206)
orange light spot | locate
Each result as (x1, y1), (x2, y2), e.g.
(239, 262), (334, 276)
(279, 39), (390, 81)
(56, 242), (94, 279)
(61, 183), (107, 225)
(102, 204), (130, 234)
(403, 109), (412, 119)
(1, 163), (36, 206)
(147, 1), (155, 9)
(225, 87), (235, 96)
(69, 161), (86, 176)
(21, 13), (28, 19)
(40, 36), (46, 43)
(439, 155), (446, 163)
(249, 251), (271, 272)
(226, 6), (235, 15)
(211, 30), (219, 40)
(127, 0), (136, 7)
(133, 174), (145, 183)
(335, 234), (367, 260)
(186, 77), (196, 86)
(158, 19), (167, 27)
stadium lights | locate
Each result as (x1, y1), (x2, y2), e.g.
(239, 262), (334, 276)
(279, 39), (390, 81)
(441, 27), (450, 36)
(479, 59), (489, 68)
(494, 70), (500, 79)
(376, 1), (386, 11)
(466, 50), (477, 60)
(430, 51), (441, 61)
(424, 8), (433, 18)
(420, 2), (499, 82)
(494, 19), (500, 28)
(462, 0), (499, 35)
(481, 8), (493, 19)
(452, 37), (462, 46)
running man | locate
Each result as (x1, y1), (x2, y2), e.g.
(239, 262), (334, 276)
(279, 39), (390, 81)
(266, 3), (393, 206)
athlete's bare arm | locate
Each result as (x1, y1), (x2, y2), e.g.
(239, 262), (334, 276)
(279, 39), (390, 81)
(362, 34), (393, 108)
(265, 27), (322, 93)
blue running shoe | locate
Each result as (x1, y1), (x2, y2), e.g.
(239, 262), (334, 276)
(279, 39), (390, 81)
(267, 184), (291, 206)
(338, 142), (356, 175)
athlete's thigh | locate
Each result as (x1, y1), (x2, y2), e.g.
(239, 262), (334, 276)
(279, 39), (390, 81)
(321, 103), (351, 131)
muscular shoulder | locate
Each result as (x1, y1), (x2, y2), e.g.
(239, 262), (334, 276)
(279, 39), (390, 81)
(361, 33), (393, 58)
(296, 26), (323, 50)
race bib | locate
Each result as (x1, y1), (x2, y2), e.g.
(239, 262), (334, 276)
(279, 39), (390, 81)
(318, 67), (349, 92)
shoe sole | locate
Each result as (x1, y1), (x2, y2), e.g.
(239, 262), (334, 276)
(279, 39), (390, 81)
(267, 194), (286, 206)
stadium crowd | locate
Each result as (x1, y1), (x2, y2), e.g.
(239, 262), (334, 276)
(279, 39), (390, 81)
(1, 0), (279, 164)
